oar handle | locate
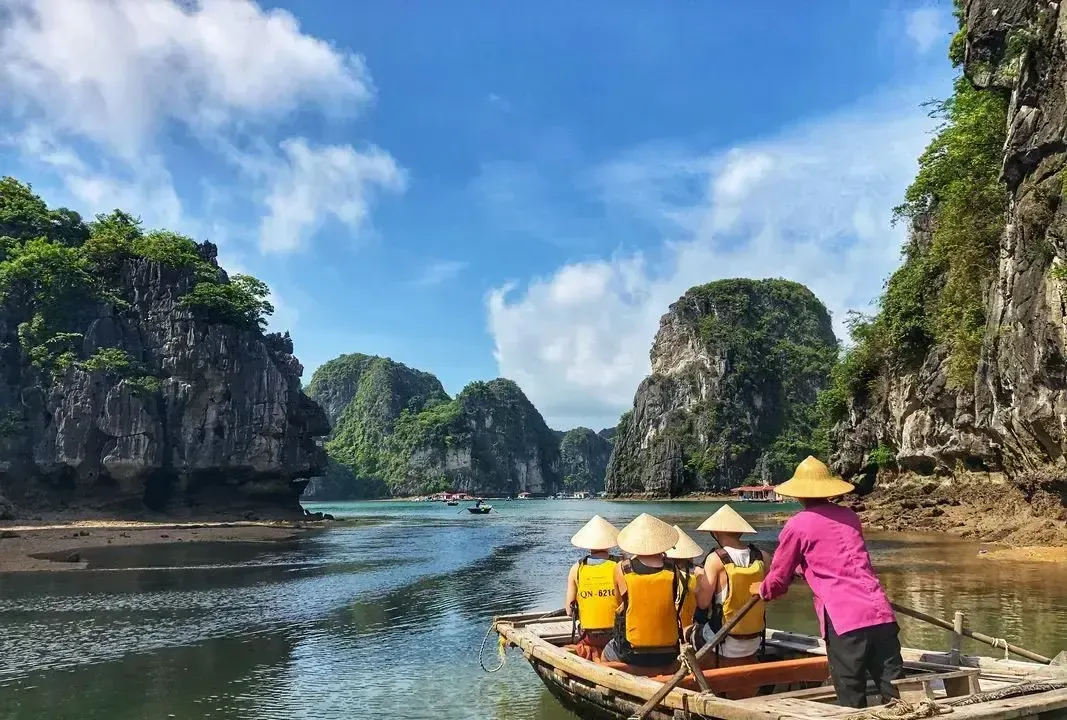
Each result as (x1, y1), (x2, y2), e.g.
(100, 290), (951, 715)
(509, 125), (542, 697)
(890, 602), (1052, 665)
(631, 593), (762, 719)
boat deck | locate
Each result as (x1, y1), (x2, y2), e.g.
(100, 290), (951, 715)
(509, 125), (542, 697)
(495, 613), (1067, 720)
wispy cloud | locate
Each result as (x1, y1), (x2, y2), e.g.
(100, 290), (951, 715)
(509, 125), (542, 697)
(904, 7), (950, 55)
(258, 138), (407, 253)
(487, 86), (940, 429)
(412, 260), (469, 288)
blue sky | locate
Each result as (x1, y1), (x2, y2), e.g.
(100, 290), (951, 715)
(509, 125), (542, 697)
(0, 0), (956, 429)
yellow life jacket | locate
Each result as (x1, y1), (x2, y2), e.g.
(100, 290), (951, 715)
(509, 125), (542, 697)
(714, 546), (766, 639)
(575, 557), (618, 632)
(675, 565), (699, 629)
(620, 561), (682, 653)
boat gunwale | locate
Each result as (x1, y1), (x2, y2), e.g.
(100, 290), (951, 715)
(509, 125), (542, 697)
(493, 614), (1067, 720)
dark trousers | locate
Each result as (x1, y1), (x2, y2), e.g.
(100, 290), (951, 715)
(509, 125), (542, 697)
(825, 614), (905, 708)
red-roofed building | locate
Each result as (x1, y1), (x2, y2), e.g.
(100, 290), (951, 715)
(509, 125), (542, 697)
(731, 485), (780, 502)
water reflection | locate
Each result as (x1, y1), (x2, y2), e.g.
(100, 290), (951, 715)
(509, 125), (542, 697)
(0, 500), (1064, 720)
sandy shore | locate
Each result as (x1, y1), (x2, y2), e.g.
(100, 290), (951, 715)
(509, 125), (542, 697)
(0, 519), (322, 572)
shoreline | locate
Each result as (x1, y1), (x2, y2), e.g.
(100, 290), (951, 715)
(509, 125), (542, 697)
(0, 518), (328, 573)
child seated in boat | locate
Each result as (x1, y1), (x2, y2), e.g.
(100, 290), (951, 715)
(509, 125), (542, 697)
(692, 505), (771, 683)
(665, 525), (704, 634)
(565, 515), (621, 661)
(601, 514), (691, 668)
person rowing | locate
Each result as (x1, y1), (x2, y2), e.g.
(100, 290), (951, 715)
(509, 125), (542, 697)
(753, 456), (904, 709)
(565, 515), (621, 660)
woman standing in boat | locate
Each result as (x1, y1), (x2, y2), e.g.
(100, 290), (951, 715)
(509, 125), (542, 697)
(565, 515), (621, 661)
(755, 456), (904, 709)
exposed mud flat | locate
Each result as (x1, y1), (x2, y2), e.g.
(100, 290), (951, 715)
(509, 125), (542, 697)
(848, 471), (1067, 548)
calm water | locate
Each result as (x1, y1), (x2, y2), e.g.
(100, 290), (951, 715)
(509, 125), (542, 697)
(1, 499), (1067, 719)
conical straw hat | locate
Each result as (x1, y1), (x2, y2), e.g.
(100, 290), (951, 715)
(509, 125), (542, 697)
(617, 513), (680, 556)
(570, 514), (620, 551)
(666, 525), (704, 559)
(696, 504), (757, 535)
(775, 456), (855, 499)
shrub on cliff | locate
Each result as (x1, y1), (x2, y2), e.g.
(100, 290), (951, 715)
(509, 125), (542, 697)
(820, 8), (1010, 434)
(0, 177), (276, 376)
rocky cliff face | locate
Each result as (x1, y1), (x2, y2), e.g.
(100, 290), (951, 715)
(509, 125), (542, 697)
(559, 427), (613, 493)
(831, 0), (1067, 541)
(388, 378), (561, 496)
(0, 179), (327, 519)
(303, 351), (560, 497)
(304, 353), (449, 499)
(606, 279), (837, 497)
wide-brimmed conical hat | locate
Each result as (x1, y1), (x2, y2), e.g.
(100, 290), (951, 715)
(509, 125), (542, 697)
(696, 505), (756, 535)
(617, 513), (680, 556)
(775, 456), (855, 499)
(666, 525), (704, 559)
(570, 515), (620, 551)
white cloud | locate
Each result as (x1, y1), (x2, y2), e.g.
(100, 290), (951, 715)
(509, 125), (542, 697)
(412, 260), (469, 287)
(904, 7), (949, 54)
(0, 0), (371, 157)
(258, 138), (407, 253)
(8, 126), (184, 229)
(487, 89), (939, 429)
(0, 0), (405, 258)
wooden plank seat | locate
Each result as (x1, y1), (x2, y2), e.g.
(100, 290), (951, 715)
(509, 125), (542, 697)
(568, 653), (830, 695)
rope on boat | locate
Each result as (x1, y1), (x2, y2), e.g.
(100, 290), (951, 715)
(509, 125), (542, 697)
(944, 681), (1067, 707)
(479, 608), (566, 674)
(478, 623), (509, 673)
(841, 698), (951, 720)
(989, 637), (1010, 660)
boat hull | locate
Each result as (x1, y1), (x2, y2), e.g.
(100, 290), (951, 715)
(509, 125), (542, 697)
(493, 613), (1067, 720)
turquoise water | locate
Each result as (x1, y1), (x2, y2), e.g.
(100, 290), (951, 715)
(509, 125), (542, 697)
(1, 499), (1066, 719)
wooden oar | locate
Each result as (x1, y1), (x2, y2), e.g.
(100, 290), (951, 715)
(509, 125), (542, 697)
(890, 602), (1052, 664)
(631, 594), (761, 720)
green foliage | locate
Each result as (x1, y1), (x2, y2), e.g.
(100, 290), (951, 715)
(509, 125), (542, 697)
(310, 354), (452, 499)
(0, 410), (25, 439)
(818, 10), (1010, 457)
(180, 274), (274, 330)
(0, 176), (276, 379)
(869, 445), (897, 469)
(891, 76), (1009, 386)
(559, 427), (612, 492)
(659, 279), (838, 488)
(80, 347), (135, 374)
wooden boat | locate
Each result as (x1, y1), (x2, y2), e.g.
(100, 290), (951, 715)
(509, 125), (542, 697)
(493, 612), (1067, 720)
(467, 505), (492, 514)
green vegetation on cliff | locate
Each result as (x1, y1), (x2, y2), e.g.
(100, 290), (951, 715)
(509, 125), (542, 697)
(0, 178), (274, 382)
(687, 279), (839, 483)
(822, 8), (1010, 429)
(608, 278), (838, 496)
(559, 427), (612, 492)
(306, 353), (450, 498)
(307, 358), (561, 497)
(384, 378), (560, 496)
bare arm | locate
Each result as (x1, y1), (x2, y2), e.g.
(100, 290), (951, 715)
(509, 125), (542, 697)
(565, 563), (578, 616)
(614, 561), (628, 600)
(698, 553), (722, 610)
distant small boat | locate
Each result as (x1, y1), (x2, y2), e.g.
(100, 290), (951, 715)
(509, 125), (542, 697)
(468, 504), (492, 514)
(446, 500), (458, 506)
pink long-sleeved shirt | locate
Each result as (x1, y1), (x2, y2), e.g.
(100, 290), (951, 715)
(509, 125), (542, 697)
(758, 502), (896, 636)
